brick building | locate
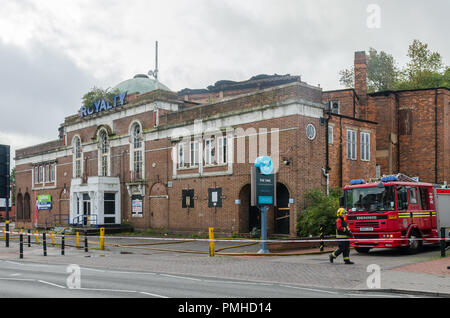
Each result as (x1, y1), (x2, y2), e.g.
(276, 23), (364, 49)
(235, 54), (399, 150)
(14, 51), (409, 237)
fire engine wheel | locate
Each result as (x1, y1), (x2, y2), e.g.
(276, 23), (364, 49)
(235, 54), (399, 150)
(405, 230), (422, 254)
(355, 247), (371, 254)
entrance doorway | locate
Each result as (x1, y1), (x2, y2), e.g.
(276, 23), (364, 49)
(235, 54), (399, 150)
(275, 183), (290, 234)
(82, 193), (91, 226)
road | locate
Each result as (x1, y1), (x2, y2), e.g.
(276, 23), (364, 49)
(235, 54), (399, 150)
(0, 259), (411, 298)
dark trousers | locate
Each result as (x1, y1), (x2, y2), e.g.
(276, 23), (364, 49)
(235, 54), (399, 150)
(332, 240), (350, 260)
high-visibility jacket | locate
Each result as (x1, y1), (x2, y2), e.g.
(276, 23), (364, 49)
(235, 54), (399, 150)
(336, 216), (352, 239)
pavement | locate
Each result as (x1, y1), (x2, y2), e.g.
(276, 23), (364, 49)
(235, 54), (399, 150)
(0, 230), (449, 297)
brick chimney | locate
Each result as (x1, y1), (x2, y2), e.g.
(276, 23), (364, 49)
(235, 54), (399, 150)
(354, 51), (367, 106)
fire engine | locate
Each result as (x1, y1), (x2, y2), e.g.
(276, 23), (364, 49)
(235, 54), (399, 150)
(341, 174), (449, 254)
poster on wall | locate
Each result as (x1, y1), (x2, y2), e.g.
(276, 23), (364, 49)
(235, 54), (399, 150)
(132, 196), (143, 217)
(37, 194), (52, 210)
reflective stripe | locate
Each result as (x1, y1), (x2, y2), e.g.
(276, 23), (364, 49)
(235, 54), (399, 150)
(343, 257), (350, 260)
(336, 235), (348, 239)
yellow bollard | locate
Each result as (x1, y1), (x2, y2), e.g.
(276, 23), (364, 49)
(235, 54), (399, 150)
(51, 232), (55, 246)
(35, 230), (39, 244)
(209, 227), (215, 257)
(100, 227), (105, 251)
(76, 232), (80, 249)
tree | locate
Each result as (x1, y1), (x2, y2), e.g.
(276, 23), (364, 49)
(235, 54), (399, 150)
(339, 40), (449, 92)
(395, 40), (447, 90)
(339, 48), (398, 92)
(297, 188), (342, 237)
(82, 87), (121, 111)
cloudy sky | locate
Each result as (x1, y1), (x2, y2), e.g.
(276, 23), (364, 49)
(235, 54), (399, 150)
(0, 0), (449, 162)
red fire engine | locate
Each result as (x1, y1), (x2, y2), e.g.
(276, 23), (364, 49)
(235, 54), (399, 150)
(342, 174), (449, 254)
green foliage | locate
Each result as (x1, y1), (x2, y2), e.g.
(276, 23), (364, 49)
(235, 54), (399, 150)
(339, 40), (449, 92)
(339, 48), (398, 92)
(297, 188), (342, 238)
(81, 86), (121, 110)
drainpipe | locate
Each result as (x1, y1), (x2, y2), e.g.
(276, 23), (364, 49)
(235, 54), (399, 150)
(435, 89), (439, 184)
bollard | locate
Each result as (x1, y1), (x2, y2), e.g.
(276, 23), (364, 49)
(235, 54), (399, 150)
(5, 220), (9, 248)
(35, 230), (39, 244)
(51, 232), (55, 246)
(61, 232), (65, 256)
(43, 232), (47, 257)
(84, 231), (88, 253)
(76, 232), (80, 249)
(441, 228), (446, 258)
(209, 227), (215, 257)
(19, 233), (24, 259)
(100, 227), (105, 251)
(319, 224), (324, 252)
(27, 229), (31, 247)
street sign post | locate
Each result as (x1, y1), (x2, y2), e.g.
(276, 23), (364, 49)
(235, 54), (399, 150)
(251, 156), (276, 254)
(0, 145), (10, 248)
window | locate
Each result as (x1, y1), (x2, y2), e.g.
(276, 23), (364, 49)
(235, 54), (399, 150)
(217, 136), (227, 164)
(104, 193), (116, 215)
(205, 139), (215, 165)
(397, 186), (408, 210)
(306, 124), (316, 141)
(74, 137), (82, 178)
(45, 165), (50, 183)
(50, 164), (56, 182)
(131, 123), (143, 179)
(419, 187), (430, 210)
(34, 166), (38, 184)
(98, 130), (109, 176)
(178, 143), (186, 168)
(39, 166), (44, 183)
(328, 126), (334, 144)
(182, 189), (195, 208)
(347, 129), (357, 160)
(190, 141), (199, 167)
(409, 187), (418, 205)
(361, 132), (370, 161)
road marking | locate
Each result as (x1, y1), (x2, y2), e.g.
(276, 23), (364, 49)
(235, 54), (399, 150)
(38, 280), (66, 289)
(10, 273), (21, 277)
(159, 274), (202, 281)
(0, 277), (35, 282)
(78, 287), (137, 293)
(279, 284), (339, 295)
(140, 291), (169, 298)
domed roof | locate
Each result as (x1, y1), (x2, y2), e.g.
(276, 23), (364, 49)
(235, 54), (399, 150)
(113, 74), (171, 95)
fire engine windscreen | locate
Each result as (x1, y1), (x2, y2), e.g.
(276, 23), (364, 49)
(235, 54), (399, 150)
(344, 186), (395, 212)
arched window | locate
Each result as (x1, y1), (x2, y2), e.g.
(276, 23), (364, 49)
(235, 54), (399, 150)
(130, 122), (144, 180)
(98, 129), (109, 176)
(23, 193), (31, 220)
(73, 136), (83, 178)
(16, 193), (23, 220)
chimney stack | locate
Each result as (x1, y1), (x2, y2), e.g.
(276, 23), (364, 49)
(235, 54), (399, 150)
(354, 51), (367, 106)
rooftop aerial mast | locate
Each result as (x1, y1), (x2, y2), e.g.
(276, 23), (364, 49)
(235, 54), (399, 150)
(148, 41), (159, 80)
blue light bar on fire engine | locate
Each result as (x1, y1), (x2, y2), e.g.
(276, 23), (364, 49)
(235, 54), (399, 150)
(349, 179), (365, 185)
(381, 176), (398, 182)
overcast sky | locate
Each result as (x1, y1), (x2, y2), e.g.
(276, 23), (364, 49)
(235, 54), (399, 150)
(0, 0), (449, 163)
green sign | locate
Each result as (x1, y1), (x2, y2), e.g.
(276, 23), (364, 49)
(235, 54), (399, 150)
(37, 194), (52, 210)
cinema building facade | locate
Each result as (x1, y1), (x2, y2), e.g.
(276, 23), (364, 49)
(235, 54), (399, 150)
(14, 52), (379, 236)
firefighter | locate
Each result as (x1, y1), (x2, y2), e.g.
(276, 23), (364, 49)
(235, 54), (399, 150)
(329, 208), (354, 264)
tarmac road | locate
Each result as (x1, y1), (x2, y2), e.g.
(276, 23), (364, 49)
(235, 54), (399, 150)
(0, 259), (410, 298)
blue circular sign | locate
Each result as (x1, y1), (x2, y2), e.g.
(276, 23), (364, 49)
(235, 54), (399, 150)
(254, 156), (274, 175)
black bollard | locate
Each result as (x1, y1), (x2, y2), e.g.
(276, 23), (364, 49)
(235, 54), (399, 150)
(61, 232), (65, 256)
(5, 220), (9, 248)
(441, 228), (446, 258)
(27, 229), (31, 247)
(43, 232), (47, 256)
(84, 231), (88, 253)
(19, 233), (23, 259)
